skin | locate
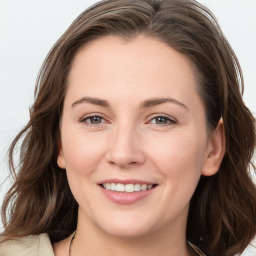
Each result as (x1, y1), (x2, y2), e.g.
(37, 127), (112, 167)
(54, 35), (225, 256)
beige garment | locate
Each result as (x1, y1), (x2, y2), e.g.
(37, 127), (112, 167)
(0, 233), (54, 256)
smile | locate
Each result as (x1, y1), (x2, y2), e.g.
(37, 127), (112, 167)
(101, 183), (155, 193)
(99, 180), (158, 204)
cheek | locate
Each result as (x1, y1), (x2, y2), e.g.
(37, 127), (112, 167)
(146, 130), (207, 178)
(61, 130), (107, 176)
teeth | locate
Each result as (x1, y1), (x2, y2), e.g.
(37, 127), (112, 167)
(115, 183), (124, 192)
(134, 184), (140, 191)
(110, 183), (115, 191)
(125, 184), (134, 192)
(102, 183), (154, 192)
(147, 184), (153, 189)
(141, 184), (147, 191)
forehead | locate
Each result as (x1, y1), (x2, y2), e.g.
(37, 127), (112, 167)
(66, 35), (202, 111)
(70, 35), (197, 78)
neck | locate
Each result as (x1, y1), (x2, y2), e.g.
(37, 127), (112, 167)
(71, 210), (190, 256)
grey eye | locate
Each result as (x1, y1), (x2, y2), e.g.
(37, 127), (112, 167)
(150, 116), (175, 125)
(81, 115), (105, 125)
(154, 116), (169, 124)
(87, 116), (103, 124)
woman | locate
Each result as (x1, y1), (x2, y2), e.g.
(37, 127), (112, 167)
(0, 0), (255, 255)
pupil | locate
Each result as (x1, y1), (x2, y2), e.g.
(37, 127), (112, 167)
(156, 117), (167, 124)
(91, 116), (101, 124)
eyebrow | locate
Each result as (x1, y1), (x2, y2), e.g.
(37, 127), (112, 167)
(71, 96), (188, 111)
(140, 97), (188, 110)
(72, 97), (110, 108)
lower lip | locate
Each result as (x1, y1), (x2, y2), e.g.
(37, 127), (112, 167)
(99, 186), (156, 205)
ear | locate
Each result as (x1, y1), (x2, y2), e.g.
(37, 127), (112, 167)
(57, 135), (66, 169)
(201, 118), (226, 176)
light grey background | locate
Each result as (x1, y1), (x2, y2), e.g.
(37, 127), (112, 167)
(0, 0), (255, 254)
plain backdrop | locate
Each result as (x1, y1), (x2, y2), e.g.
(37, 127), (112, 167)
(0, 0), (255, 254)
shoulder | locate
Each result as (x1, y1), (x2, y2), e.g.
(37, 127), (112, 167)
(0, 233), (54, 256)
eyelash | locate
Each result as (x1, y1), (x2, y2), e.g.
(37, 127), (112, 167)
(80, 114), (108, 126)
(80, 114), (177, 127)
(148, 114), (177, 126)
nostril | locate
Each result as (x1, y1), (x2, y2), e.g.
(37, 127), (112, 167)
(129, 161), (138, 165)
(107, 159), (140, 168)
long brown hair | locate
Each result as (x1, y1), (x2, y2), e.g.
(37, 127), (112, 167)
(1, 0), (255, 255)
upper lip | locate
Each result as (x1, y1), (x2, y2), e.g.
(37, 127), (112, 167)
(98, 179), (157, 185)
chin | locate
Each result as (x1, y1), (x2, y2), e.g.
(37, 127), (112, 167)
(103, 226), (152, 239)
(98, 217), (155, 239)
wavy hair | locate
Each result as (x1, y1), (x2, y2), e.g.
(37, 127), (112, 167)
(1, 0), (256, 255)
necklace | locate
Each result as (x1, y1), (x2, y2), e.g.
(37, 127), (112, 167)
(69, 230), (76, 256)
(68, 231), (205, 256)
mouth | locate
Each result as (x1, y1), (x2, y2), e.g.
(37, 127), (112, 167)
(98, 180), (158, 204)
(99, 183), (158, 193)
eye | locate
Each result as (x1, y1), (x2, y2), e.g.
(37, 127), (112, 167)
(81, 115), (107, 125)
(149, 115), (177, 125)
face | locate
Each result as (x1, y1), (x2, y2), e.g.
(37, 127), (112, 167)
(58, 35), (218, 239)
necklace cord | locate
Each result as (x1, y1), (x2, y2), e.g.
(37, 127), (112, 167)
(69, 231), (76, 256)
(68, 231), (204, 256)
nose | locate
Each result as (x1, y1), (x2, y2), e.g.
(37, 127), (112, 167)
(105, 124), (145, 168)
